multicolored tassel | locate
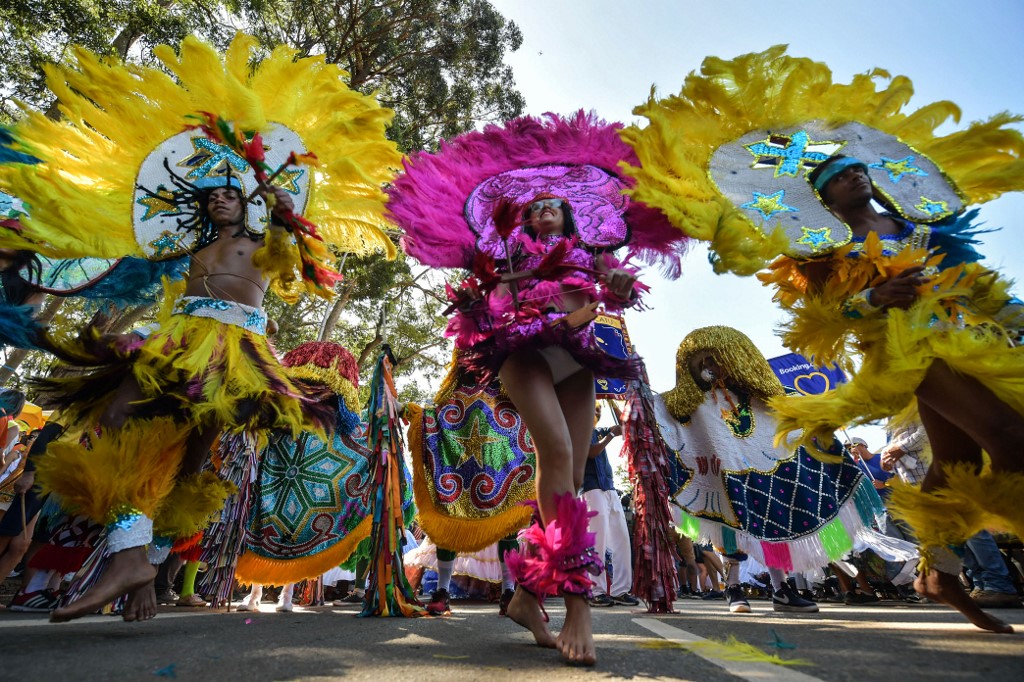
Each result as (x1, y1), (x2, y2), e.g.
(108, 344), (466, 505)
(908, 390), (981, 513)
(358, 349), (424, 618)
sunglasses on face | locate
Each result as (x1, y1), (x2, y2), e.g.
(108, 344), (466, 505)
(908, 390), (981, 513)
(529, 198), (563, 213)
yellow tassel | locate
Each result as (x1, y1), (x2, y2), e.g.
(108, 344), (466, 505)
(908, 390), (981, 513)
(35, 418), (188, 524)
(153, 471), (237, 539)
(234, 515), (372, 587)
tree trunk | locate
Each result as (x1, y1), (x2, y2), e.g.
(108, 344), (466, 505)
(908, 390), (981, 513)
(318, 287), (353, 341)
(0, 296), (65, 385)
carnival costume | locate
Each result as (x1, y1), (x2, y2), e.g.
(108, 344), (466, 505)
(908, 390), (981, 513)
(1, 34), (400, 568)
(389, 111), (685, 603)
(658, 327), (912, 573)
(622, 46), (1024, 569)
(235, 342), (376, 588)
(406, 355), (537, 553)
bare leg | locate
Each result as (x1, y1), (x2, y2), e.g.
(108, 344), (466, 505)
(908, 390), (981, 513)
(915, 360), (1024, 476)
(51, 546), (156, 622)
(909, 400), (1012, 633)
(500, 352), (595, 664)
(554, 369), (597, 665)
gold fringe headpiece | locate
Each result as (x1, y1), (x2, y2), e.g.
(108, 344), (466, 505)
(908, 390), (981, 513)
(662, 326), (784, 420)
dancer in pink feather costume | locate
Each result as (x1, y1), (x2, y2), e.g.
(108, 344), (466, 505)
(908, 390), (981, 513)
(388, 113), (686, 665)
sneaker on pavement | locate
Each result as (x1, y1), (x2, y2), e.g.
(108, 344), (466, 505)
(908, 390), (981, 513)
(612, 593), (640, 606)
(726, 585), (751, 613)
(8, 589), (59, 613)
(155, 589), (179, 605)
(498, 588), (515, 616)
(426, 588), (451, 615)
(342, 589), (365, 604)
(773, 585), (819, 613)
(701, 589), (725, 600)
(844, 590), (881, 605)
(276, 599), (294, 612)
(588, 593), (615, 607)
(176, 593), (207, 607)
(237, 593), (262, 611)
(970, 590), (1023, 608)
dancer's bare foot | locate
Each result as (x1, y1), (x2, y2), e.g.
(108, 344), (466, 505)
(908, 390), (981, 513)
(915, 570), (1013, 634)
(556, 594), (596, 666)
(506, 586), (556, 648)
(123, 581), (157, 622)
(51, 547), (156, 623)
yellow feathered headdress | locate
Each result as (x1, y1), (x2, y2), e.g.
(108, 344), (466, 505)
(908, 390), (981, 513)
(621, 45), (1024, 275)
(0, 33), (401, 300)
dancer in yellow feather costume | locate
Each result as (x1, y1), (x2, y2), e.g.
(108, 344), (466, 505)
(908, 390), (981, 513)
(0, 33), (400, 622)
(623, 45), (1024, 633)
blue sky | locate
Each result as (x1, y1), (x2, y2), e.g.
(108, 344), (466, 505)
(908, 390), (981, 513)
(491, 0), (1024, 450)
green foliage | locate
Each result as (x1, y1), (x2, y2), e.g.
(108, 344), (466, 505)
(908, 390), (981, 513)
(221, 0), (525, 152)
(0, 0), (231, 120)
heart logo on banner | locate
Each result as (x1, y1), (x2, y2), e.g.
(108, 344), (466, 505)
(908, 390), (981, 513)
(793, 372), (830, 395)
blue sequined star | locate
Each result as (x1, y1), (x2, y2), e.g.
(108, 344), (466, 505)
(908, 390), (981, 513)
(796, 227), (834, 250)
(869, 156), (928, 183)
(148, 231), (186, 257)
(245, 310), (267, 333)
(745, 130), (834, 178)
(915, 196), (949, 216)
(180, 136), (250, 180)
(740, 190), (799, 221)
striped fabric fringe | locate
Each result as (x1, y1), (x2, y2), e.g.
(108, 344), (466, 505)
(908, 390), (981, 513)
(621, 377), (679, 613)
(55, 535), (125, 614)
(676, 477), (917, 572)
(197, 432), (261, 607)
(358, 350), (424, 618)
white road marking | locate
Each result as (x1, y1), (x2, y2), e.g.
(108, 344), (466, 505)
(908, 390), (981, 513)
(633, 617), (826, 682)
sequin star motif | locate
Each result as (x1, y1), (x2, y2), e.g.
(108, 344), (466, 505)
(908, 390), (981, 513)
(869, 156), (928, 184)
(136, 189), (178, 221)
(915, 196), (950, 216)
(745, 131), (842, 178)
(796, 227), (834, 250)
(271, 168), (305, 195)
(740, 190), (798, 221)
(147, 231), (187, 257)
(453, 416), (504, 469)
(179, 136), (250, 180)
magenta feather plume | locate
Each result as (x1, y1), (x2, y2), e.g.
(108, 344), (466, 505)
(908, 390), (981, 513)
(503, 493), (603, 598)
(387, 111), (688, 273)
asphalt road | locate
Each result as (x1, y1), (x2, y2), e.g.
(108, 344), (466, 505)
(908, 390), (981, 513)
(1, 596), (1022, 681)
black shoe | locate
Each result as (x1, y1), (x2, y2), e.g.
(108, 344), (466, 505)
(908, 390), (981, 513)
(844, 590), (881, 605)
(773, 585), (819, 613)
(701, 589), (725, 600)
(588, 593), (615, 607)
(612, 592), (640, 606)
(498, 588), (515, 615)
(726, 585), (750, 613)
(426, 589), (450, 615)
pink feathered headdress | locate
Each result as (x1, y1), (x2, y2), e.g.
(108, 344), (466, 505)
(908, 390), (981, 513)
(387, 111), (687, 274)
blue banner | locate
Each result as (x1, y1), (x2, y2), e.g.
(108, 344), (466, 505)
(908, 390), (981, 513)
(594, 314), (633, 398)
(767, 353), (847, 396)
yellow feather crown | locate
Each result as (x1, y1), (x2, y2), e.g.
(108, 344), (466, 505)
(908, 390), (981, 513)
(0, 33), (401, 299)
